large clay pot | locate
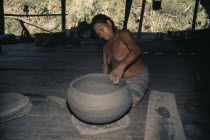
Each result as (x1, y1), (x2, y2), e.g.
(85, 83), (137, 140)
(66, 73), (132, 124)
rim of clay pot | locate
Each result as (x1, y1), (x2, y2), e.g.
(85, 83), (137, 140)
(70, 73), (127, 95)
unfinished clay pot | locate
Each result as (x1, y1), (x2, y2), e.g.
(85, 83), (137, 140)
(66, 73), (132, 124)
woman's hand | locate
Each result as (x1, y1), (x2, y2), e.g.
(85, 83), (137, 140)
(110, 65), (125, 84)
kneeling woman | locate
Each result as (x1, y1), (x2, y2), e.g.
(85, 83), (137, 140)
(91, 14), (149, 107)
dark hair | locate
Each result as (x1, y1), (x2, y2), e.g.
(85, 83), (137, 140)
(91, 14), (117, 34)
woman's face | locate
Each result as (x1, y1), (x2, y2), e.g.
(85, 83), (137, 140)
(93, 20), (114, 41)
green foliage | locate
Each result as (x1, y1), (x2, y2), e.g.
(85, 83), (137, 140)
(117, 15), (124, 29)
(93, 0), (101, 5)
(81, 6), (94, 23)
(5, 21), (13, 34)
(107, 7), (115, 13)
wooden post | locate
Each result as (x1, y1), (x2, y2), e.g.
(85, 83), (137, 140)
(61, 0), (66, 31)
(123, 0), (133, 29)
(0, 0), (4, 35)
(138, 0), (146, 39)
(192, 0), (200, 31)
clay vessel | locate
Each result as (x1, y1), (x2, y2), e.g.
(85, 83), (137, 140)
(66, 73), (132, 124)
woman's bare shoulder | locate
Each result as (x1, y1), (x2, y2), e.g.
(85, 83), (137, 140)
(118, 29), (133, 39)
(119, 29), (131, 35)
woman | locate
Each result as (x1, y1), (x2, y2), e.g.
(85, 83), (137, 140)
(91, 14), (149, 107)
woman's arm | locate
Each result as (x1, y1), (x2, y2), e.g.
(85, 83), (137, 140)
(118, 29), (141, 69)
(110, 29), (141, 84)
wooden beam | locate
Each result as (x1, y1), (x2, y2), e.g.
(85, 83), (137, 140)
(4, 14), (67, 17)
(19, 19), (53, 33)
(123, 0), (133, 29)
(61, 0), (66, 31)
(138, 0), (146, 39)
(0, 0), (4, 35)
(192, 0), (200, 31)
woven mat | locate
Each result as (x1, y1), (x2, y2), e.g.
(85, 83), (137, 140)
(71, 115), (131, 135)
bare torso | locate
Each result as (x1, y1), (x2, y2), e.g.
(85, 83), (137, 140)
(105, 30), (145, 78)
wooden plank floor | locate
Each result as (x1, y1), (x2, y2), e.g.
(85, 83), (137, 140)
(0, 35), (206, 140)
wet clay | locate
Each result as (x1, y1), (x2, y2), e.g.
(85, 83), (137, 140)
(155, 107), (170, 118)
